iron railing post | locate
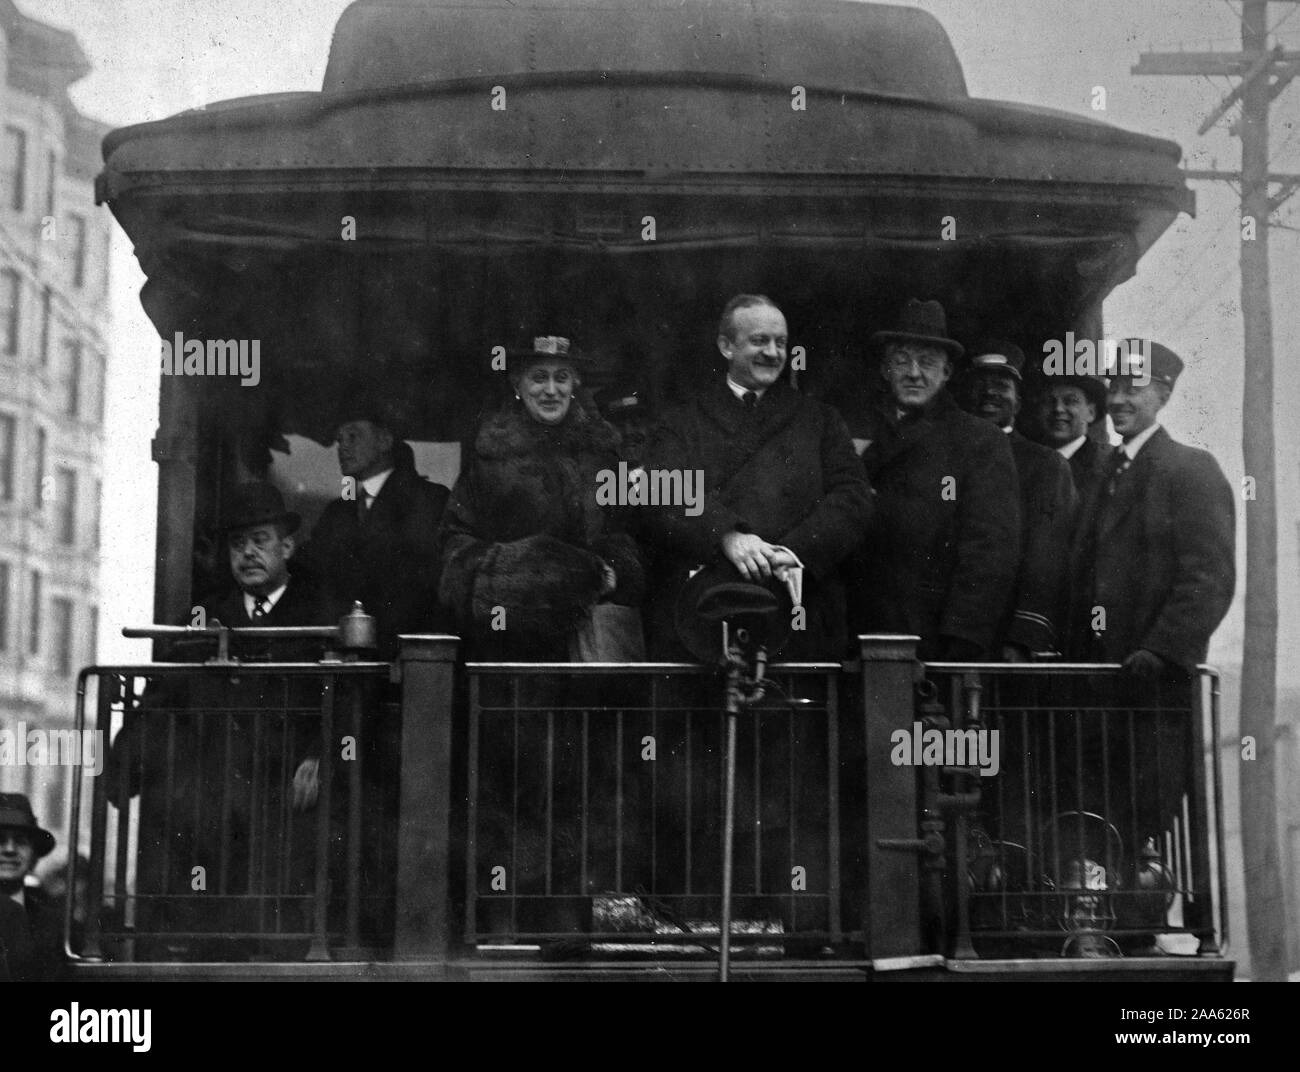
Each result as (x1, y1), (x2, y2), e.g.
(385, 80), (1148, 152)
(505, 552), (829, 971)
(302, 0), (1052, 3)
(392, 635), (460, 966)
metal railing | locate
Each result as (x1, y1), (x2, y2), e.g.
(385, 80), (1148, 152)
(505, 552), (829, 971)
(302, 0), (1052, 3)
(463, 662), (841, 954)
(69, 658), (390, 963)
(913, 662), (1225, 960)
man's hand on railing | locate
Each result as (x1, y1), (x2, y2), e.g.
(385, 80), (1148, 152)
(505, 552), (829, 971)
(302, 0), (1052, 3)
(1121, 648), (1167, 680)
(292, 757), (320, 811)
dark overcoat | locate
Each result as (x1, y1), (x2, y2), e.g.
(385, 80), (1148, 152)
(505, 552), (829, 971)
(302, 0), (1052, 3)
(299, 447), (450, 657)
(1003, 430), (1077, 652)
(849, 391), (1020, 658)
(1066, 426), (1235, 670)
(438, 397), (645, 661)
(639, 378), (873, 661)
(1066, 435), (1115, 508)
(106, 577), (332, 948)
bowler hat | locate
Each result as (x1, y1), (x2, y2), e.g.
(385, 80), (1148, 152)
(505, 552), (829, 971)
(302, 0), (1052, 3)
(220, 481), (301, 536)
(968, 340), (1024, 381)
(0, 793), (56, 859)
(594, 386), (650, 422)
(674, 564), (792, 662)
(871, 299), (965, 360)
(333, 389), (406, 440)
(506, 335), (590, 375)
(1040, 374), (1107, 413)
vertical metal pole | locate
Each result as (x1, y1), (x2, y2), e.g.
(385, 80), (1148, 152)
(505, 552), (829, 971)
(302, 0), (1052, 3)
(720, 699), (739, 983)
(306, 677), (334, 962)
(346, 679), (364, 952)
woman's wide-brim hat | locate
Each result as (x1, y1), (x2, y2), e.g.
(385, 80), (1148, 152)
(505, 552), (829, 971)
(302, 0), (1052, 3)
(0, 793), (56, 858)
(506, 335), (590, 374)
(220, 480), (301, 536)
(674, 564), (793, 662)
(870, 298), (965, 360)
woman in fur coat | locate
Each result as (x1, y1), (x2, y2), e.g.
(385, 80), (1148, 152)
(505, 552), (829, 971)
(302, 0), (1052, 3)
(438, 337), (645, 661)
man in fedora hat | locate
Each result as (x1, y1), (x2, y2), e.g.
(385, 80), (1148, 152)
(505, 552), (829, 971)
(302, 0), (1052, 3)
(298, 391), (449, 659)
(639, 293), (872, 662)
(1066, 342), (1235, 676)
(1033, 373), (1113, 504)
(848, 299), (1020, 661)
(0, 793), (64, 980)
(962, 342), (1077, 657)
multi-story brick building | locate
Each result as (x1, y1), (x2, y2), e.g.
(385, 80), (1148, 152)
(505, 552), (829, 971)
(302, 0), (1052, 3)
(0, 1), (111, 842)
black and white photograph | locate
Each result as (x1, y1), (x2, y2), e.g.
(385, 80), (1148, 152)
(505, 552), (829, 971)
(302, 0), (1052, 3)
(0, 0), (1297, 1039)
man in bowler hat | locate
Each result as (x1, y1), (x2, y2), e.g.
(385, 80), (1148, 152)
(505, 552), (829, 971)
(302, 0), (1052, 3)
(962, 342), (1077, 657)
(1034, 372), (1113, 504)
(0, 794), (64, 980)
(107, 481), (331, 958)
(848, 300), (1020, 660)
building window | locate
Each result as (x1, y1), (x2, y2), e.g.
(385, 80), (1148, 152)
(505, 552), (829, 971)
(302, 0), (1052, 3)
(28, 570), (41, 655)
(55, 466), (76, 545)
(0, 414), (13, 502)
(39, 287), (51, 365)
(94, 355), (107, 425)
(3, 126), (27, 212)
(91, 479), (102, 548)
(0, 561), (10, 652)
(61, 340), (81, 416)
(52, 597), (73, 676)
(34, 426), (46, 510)
(66, 213), (87, 288)
(88, 605), (98, 664)
(45, 149), (56, 217)
(1, 269), (19, 355)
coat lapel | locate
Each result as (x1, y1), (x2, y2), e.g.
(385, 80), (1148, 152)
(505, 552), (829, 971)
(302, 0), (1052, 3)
(1097, 427), (1168, 541)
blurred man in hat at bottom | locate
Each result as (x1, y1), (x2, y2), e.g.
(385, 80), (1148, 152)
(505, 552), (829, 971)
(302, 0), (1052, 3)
(0, 793), (65, 980)
(106, 481), (331, 959)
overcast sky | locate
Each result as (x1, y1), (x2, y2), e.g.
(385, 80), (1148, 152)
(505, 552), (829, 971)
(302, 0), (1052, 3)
(18, 0), (1299, 680)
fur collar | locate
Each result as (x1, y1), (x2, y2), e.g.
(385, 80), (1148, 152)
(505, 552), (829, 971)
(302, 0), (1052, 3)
(475, 394), (621, 461)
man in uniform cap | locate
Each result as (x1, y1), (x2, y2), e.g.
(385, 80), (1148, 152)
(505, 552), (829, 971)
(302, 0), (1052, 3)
(849, 300), (1020, 660)
(1066, 342), (1235, 675)
(298, 392), (450, 658)
(1034, 372), (1113, 504)
(962, 341), (1077, 657)
(0, 794), (63, 980)
(1063, 343), (1235, 935)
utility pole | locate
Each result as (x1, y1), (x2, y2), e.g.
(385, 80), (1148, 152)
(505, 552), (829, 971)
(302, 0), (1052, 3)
(1135, 0), (1299, 983)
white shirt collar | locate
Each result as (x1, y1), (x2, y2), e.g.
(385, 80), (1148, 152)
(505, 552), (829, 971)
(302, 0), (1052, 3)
(726, 377), (766, 402)
(1000, 424), (1013, 434)
(1121, 420), (1161, 460)
(8, 887), (24, 907)
(1057, 434), (1088, 460)
(244, 581), (288, 619)
(360, 468), (394, 502)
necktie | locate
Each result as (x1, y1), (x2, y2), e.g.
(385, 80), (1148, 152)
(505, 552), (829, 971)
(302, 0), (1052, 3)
(1107, 451), (1132, 496)
(742, 391), (757, 409)
(252, 597), (269, 621)
(357, 488), (371, 522)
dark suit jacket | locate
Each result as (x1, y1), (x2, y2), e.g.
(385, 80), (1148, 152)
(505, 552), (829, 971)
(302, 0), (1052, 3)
(640, 378), (873, 661)
(1066, 426), (1235, 670)
(1066, 435), (1115, 508)
(850, 391), (1021, 658)
(1004, 430), (1077, 652)
(299, 454), (450, 657)
(1, 887), (66, 981)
